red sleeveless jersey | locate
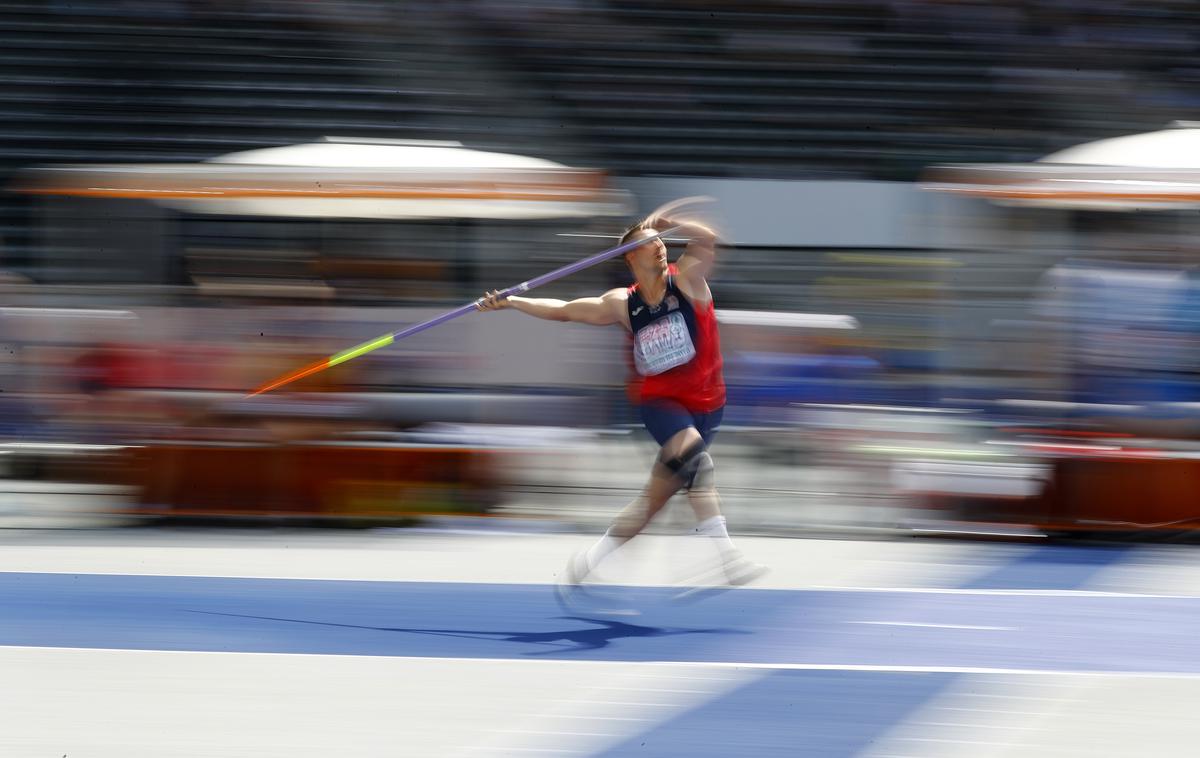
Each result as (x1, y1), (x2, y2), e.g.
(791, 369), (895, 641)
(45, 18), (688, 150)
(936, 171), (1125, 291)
(625, 270), (725, 413)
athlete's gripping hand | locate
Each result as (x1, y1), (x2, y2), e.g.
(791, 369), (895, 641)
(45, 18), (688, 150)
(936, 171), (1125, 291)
(475, 290), (510, 312)
(643, 195), (714, 232)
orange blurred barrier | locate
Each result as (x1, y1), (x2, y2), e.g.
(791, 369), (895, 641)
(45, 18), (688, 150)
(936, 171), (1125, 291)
(920, 455), (1200, 534)
(124, 443), (501, 521)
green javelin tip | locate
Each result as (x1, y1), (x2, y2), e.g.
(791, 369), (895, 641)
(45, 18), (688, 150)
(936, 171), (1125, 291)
(328, 333), (395, 368)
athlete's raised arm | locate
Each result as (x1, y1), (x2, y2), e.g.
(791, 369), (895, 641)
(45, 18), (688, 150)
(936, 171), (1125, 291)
(643, 197), (719, 304)
(672, 219), (718, 286)
(476, 287), (630, 328)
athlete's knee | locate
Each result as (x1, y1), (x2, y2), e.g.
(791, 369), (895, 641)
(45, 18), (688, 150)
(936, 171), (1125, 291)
(659, 439), (713, 490)
(689, 450), (715, 491)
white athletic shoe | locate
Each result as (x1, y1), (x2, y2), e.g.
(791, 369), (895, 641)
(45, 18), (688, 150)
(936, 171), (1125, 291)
(553, 552), (639, 616)
(566, 551), (591, 584)
(673, 552), (768, 602)
(553, 551), (591, 610)
(721, 554), (769, 586)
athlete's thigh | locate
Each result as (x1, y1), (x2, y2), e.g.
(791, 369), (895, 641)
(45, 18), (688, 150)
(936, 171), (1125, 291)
(693, 406), (723, 448)
(639, 399), (703, 459)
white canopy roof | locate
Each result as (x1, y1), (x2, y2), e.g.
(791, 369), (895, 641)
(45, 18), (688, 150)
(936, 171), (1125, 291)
(213, 138), (570, 170)
(922, 123), (1200, 210)
(17, 138), (632, 220)
(1039, 123), (1200, 169)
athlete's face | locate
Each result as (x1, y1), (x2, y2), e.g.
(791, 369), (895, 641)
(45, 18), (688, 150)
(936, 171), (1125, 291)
(624, 229), (668, 274)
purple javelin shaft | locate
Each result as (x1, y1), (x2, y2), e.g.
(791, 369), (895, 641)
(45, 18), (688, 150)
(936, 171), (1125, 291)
(388, 225), (680, 342)
(250, 226), (681, 394)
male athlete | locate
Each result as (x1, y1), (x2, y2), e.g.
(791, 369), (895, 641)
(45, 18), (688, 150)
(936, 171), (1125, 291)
(476, 199), (767, 600)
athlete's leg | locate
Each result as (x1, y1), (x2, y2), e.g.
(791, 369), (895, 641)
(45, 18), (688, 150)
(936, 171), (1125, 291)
(577, 491), (645, 576)
(677, 408), (767, 587)
(600, 409), (722, 550)
(679, 406), (724, 525)
(573, 401), (696, 578)
(609, 423), (733, 554)
(609, 437), (695, 535)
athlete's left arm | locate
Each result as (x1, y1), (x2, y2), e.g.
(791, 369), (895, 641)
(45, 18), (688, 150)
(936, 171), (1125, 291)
(672, 221), (719, 305)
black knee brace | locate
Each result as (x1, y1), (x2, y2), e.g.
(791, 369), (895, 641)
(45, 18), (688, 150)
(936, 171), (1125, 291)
(660, 439), (712, 490)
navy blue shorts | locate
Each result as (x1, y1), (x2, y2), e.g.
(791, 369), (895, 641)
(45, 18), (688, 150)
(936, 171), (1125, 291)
(638, 399), (724, 448)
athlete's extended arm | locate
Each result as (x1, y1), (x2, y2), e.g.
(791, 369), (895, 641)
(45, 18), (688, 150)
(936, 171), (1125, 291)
(476, 287), (629, 328)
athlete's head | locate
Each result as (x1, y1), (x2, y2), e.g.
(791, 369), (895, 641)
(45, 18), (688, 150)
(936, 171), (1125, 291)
(619, 223), (668, 277)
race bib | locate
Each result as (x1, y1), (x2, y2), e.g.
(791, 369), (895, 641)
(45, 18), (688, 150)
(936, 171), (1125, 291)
(633, 311), (696, 376)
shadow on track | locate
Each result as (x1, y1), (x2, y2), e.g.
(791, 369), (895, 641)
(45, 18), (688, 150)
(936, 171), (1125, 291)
(186, 610), (741, 655)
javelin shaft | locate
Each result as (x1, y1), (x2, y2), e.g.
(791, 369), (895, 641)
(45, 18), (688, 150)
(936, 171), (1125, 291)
(248, 226), (680, 396)
(488, 224), (680, 300)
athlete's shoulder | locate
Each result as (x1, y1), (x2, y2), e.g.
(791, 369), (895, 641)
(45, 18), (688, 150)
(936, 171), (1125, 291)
(670, 277), (710, 309)
(599, 287), (631, 322)
(597, 287), (633, 330)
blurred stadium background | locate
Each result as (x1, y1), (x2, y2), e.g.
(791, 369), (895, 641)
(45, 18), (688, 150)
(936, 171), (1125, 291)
(4, 0), (1200, 535)
(13, 3), (1200, 758)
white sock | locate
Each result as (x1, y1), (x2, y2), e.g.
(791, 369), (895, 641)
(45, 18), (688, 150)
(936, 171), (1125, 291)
(694, 515), (738, 560)
(583, 530), (624, 573)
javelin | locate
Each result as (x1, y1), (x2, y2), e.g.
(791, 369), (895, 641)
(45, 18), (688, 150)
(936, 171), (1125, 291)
(247, 225), (681, 396)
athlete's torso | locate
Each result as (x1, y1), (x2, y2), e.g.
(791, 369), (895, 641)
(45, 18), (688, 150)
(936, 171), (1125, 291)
(626, 273), (725, 413)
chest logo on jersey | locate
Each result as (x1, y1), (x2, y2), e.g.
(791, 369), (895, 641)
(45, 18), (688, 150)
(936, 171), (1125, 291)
(633, 311), (696, 376)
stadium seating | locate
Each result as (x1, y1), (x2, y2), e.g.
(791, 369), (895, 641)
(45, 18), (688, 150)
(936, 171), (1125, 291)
(0, 0), (1193, 281)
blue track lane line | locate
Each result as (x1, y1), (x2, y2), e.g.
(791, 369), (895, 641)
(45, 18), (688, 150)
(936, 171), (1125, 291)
(2, 572), (1200, 672)
(595, 670), (955, 758)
